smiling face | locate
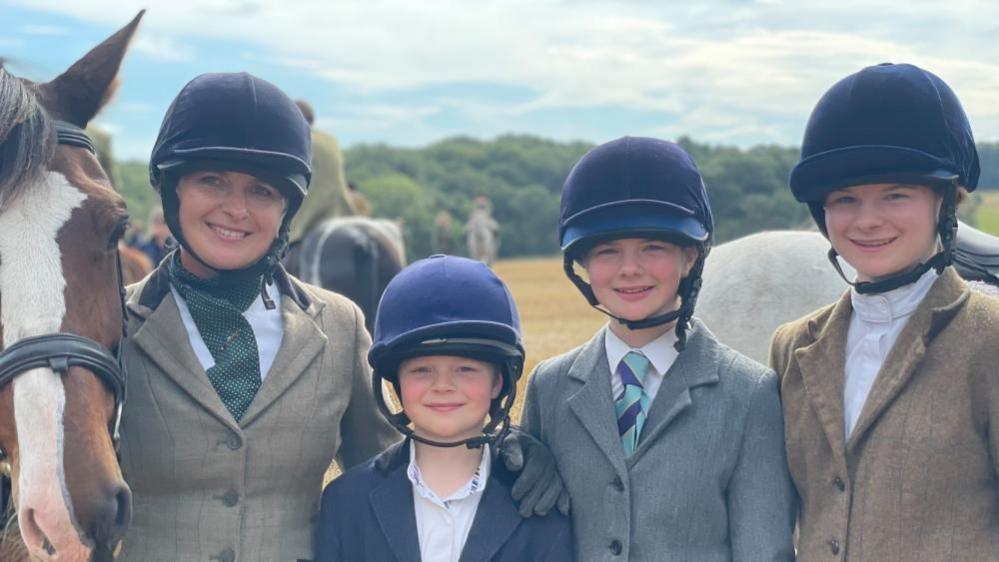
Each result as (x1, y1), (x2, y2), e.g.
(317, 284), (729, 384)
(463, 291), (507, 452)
(582, 237), (696, 325)
(175, 169), (286, 277)
(398, 355), (501, 444)
(823, 183), (941, 282)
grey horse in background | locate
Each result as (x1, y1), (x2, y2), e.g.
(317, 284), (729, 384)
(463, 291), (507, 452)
(698, 220), (999, 364)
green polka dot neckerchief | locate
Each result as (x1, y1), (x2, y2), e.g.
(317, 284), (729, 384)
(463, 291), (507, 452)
(168, 253), (264, 422)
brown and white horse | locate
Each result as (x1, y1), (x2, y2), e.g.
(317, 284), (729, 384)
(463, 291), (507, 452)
(0, 12), (143, 562)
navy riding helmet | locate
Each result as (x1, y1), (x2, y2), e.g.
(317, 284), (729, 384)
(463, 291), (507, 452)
(149, 72), (313, 280)
(559, 136), (714, 349)
(788, 63), (980, 294)
(368, 255), (525, 449)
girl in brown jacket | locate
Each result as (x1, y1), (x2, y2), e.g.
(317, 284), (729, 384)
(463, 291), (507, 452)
(772, 63), (999, 561)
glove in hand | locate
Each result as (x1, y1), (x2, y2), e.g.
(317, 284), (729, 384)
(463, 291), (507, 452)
(499, 428), (570, 518)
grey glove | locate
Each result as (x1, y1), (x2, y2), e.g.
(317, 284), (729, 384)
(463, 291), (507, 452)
(499, 428), (571, 518)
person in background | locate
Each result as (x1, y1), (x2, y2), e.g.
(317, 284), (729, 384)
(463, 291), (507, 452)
(137, 205), (174, 266)
(287, 99), (356, 246)
(432, 210), (456, 254)
(347, 180), (372, 217)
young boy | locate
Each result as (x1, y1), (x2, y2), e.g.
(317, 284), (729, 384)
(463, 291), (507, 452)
(522, 137), (795, 561)
(316, 255), (573, 562)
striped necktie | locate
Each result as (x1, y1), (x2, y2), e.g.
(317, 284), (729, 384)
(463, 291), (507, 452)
(615, 351), (651, 457)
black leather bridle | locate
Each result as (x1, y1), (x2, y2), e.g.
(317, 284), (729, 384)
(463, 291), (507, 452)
(0, 121), (128, 466)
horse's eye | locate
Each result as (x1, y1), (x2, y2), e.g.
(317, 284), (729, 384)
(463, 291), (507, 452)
(106, 218), (129, 250)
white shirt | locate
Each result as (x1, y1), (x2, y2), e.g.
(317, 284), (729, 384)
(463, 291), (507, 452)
(844, 269), (938, 438)
(407, 444), (490, 562)
(605, 326), (680, 401)
(171, 281), (284, 380)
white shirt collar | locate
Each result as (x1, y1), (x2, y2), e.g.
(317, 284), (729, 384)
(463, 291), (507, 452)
(850, 267), (938, 324)
(605, 325), (679, 377)
(407, 442), (491, 507)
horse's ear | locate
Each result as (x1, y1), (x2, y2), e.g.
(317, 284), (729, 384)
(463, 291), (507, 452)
(37, 10), (144, 127)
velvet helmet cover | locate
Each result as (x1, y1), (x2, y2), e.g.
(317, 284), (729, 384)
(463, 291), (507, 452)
(559, 136), (714, 257)
(368, 255), (525, 437)
(789, 63), (980, 228)
(148, 72), (313, 274)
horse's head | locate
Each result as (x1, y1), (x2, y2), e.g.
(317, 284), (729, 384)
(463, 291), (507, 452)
(0, 12), (143, 561)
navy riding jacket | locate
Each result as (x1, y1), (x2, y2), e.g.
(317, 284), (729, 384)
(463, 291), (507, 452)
(316, 439), (574, 562)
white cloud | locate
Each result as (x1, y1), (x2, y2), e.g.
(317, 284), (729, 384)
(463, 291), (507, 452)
(20, 24), (68, 36)
(133, 32), (195, 62)
(11, 0), (999, 145)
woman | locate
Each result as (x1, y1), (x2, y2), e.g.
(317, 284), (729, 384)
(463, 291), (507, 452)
(772, 63), (999, 561)
(117, 72), (399, 562)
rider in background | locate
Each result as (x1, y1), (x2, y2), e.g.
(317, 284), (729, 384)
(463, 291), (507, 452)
(523, 136), (795, 561)
(772, 63), (999, 560)
(287, 99), (356, 247)
(347, 180), (373, 217)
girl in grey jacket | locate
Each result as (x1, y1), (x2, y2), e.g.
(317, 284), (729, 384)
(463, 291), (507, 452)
(523, 136), (796, 562)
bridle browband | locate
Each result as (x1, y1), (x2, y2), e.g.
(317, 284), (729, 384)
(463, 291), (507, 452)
(0, 120), (128, 465)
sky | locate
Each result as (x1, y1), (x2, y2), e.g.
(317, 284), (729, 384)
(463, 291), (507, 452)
(4, 0), (999, 161)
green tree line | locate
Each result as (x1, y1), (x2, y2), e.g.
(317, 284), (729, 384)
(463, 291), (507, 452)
(114, 135), (999, 261)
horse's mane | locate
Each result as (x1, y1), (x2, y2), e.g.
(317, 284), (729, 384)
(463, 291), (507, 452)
(0, 64), (56, 211)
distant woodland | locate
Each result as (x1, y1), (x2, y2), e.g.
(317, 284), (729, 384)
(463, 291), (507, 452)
(115, 135), (999, 260)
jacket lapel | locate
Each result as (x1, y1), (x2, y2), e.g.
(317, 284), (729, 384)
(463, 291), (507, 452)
(567, 327), (628, 475)
(128, 287), (239, 432)
(630, 319), (720, 464)
(847, 268), (970, 451)
(239, 292), (327, 426)
(458, 465), (521, 562)
(793, 291), (852, 461)
(369, 448), (422, 562)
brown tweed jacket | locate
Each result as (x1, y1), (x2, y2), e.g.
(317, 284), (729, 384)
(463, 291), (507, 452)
(770, 267), (999, 561)
(117, 265), (399, 562)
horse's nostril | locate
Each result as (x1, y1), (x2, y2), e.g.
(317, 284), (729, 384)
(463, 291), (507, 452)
(94, 484), (132, 547)
(42, 536), (56, 556)
(113, 486), (132, 532)
(20, 508), (56, 557)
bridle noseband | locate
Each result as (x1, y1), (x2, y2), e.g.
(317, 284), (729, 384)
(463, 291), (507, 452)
(0, 121), (128, 467)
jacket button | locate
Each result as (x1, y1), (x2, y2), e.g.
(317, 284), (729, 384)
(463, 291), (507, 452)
(609, 540), (623, 555)
(213, 548), (235, 562)
(830, 539), (840, 555)
(833, 476), (845, 492)
(227, 434), (242, 451)
(222, 489), (239, 507)
(612, 476), (624, 492)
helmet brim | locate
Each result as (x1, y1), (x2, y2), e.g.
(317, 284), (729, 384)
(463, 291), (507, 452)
(157, 148), (309, 199)
(561, 203), (710, 255)
(789, 144), (960, 202)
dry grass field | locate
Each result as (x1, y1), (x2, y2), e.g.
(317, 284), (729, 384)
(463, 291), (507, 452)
(976, 191), (999, 235)
(492, 257), (606, 423)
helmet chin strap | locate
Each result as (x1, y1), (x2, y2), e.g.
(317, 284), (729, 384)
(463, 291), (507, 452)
(562, 249), (706, 351)
(825, 188), (957, 295)
(827, 248), (948, 295)
(371, 359), (519, 450)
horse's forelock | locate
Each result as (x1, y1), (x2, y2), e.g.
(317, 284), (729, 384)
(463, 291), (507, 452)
(0, 68), (55, 212)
